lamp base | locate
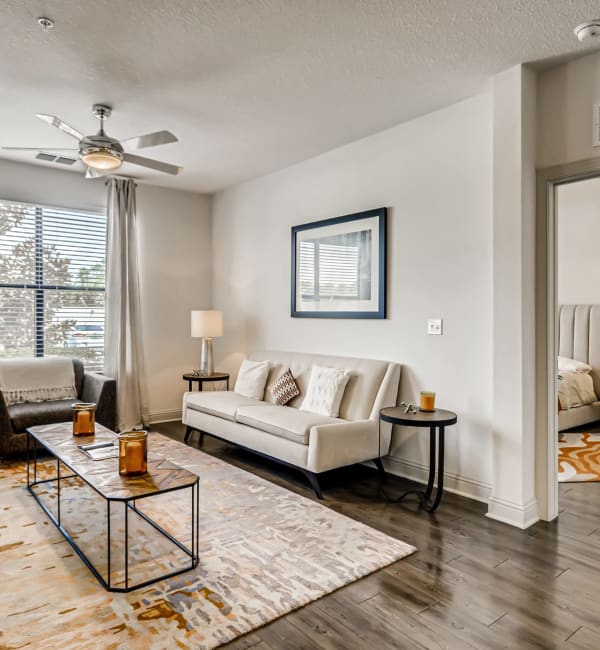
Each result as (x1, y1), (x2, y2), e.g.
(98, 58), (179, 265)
(198, 337), (214, 376)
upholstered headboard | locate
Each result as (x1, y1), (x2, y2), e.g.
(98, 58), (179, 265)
(558, 304), (600, 396)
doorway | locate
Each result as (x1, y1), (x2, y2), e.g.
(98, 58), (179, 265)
(537, 160), (600, 521)
(556, 179), (600, 482)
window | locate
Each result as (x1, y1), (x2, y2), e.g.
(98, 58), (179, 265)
(0, 200), (107, 372)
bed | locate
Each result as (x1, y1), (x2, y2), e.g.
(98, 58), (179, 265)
(558, 304), (600, 431)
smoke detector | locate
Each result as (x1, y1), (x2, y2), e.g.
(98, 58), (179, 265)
(574, 20), (600, 42)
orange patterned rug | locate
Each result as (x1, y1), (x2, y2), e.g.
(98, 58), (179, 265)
(0, 432), (415, 649)
(558, 432), (600, 482)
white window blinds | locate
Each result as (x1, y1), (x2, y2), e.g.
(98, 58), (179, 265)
(0, 200), (107, 372)
(298, 240), (360, 299)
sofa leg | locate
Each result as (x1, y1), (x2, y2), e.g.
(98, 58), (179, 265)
(304, 471), (324, 500)
(373, 457), (387, 483)
(184, 426), (206, 446)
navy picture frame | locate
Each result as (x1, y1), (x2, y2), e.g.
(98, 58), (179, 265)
(291, 207), (387, 319)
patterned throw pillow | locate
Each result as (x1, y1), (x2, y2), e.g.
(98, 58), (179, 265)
(270, 368), (300, 406)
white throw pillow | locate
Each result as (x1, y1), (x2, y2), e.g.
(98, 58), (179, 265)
(300, 365), (350, 417)
(558, 356), (592, 374)
(234, 360), (270, 400)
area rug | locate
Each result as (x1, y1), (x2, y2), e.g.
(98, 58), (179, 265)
(558, 432), (600, 482)
(0, 432), (415, 649)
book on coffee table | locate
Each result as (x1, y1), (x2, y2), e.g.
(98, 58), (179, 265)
(77, 441), (118, 460)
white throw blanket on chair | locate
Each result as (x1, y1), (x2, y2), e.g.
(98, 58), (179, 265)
(0, 357), (77, 406)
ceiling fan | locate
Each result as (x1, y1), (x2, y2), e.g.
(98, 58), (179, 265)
(2, 103), (183, 179)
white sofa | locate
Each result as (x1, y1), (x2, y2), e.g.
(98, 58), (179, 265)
(182, 350), (401, 497)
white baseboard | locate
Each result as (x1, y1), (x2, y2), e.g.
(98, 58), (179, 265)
(486, 496), (539, 529)
(382, 455), (492, 504)
(147, 409), (182, 424)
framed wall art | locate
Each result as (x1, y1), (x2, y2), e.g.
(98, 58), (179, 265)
(291, 207), (387, 319)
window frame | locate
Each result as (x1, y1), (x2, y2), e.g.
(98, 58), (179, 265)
(0, 199), (106, 360)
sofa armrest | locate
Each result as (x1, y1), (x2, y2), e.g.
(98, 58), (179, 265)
(81, 372), (117, 431)
(0, 390), (12, 436)
(307, 419), (379, 473)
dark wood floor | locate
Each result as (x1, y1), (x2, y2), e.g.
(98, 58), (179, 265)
(154, 421), (600, 650)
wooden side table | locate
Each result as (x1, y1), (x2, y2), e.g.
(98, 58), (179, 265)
(379, 406), (457, 512)
(182, 372), (230, 392)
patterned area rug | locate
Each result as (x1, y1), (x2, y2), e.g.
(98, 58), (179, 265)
(0, 432), (415, 649)
(558, 432), (600, 482)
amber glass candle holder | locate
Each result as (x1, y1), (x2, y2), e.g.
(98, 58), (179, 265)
(118, 431), (148, 476)
(419, 391), (436, 412)
(72, 402), (96, 436)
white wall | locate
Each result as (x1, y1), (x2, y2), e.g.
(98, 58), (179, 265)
(557, 177), (600, 305)
(538, 50), (600, 169)
(212, 93), (494, 502)
(0, 159), (211, 420)
(136, 185), (212, 421)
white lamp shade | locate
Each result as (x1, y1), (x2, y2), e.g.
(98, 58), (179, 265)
(191, 310), (223, 338)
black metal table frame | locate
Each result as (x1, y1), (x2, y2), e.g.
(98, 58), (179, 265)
(184, 373), (230, 393)
(378, 417), (448, 513)
(26, 431), (200, 593)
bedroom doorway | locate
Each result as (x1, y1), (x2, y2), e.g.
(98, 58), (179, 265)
(555, 179), (600, 484)
(538, 161), (600, 522)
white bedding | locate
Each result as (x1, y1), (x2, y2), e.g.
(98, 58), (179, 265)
(558, 356), (593, 374)
(558, 370), (598, 410)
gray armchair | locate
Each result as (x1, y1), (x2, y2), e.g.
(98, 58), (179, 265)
(0, 358), (116, 458)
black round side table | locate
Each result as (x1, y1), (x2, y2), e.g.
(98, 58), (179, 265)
(379, 406), (457, 512)
(182, 372), (230, 392)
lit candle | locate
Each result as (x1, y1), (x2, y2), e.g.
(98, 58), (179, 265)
(126, 441), (146, 474)
(118, 431), (148, 476)
(72, 403), (96, 436)
(77, 410), (91, 433)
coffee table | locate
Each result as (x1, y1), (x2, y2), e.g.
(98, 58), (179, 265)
(26, 422), (199, 592)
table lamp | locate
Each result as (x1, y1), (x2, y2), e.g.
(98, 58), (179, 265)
(191, 310), (223, 376)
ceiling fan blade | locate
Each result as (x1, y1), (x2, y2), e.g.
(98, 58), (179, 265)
(85, 167), (111, 180)
(123, 152), (182, 175)
(36, 114), (84, 140)
(2, 147), (79, 151)
(121, 130), (178, 150)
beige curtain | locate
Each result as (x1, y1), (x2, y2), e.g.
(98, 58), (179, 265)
(104, 178), (148, 431)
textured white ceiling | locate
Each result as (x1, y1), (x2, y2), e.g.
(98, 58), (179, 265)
(1, 0), (599, 193)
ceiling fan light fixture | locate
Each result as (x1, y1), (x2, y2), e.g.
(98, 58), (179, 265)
(4, 104), (182, 179)
(81, 148), (122, 170)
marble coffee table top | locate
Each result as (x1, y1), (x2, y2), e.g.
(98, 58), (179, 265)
(26, 422), (198, 501)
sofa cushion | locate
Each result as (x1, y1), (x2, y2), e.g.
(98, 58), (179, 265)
(234, 359), (270, 400)
(250, 351), (391, 421)
(269, 368), (300, 406)
(300, 365), (350, 417)
(236, 404), (343, 445)
(9, 399), (79, 433)
(184, 391), (266, 422)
